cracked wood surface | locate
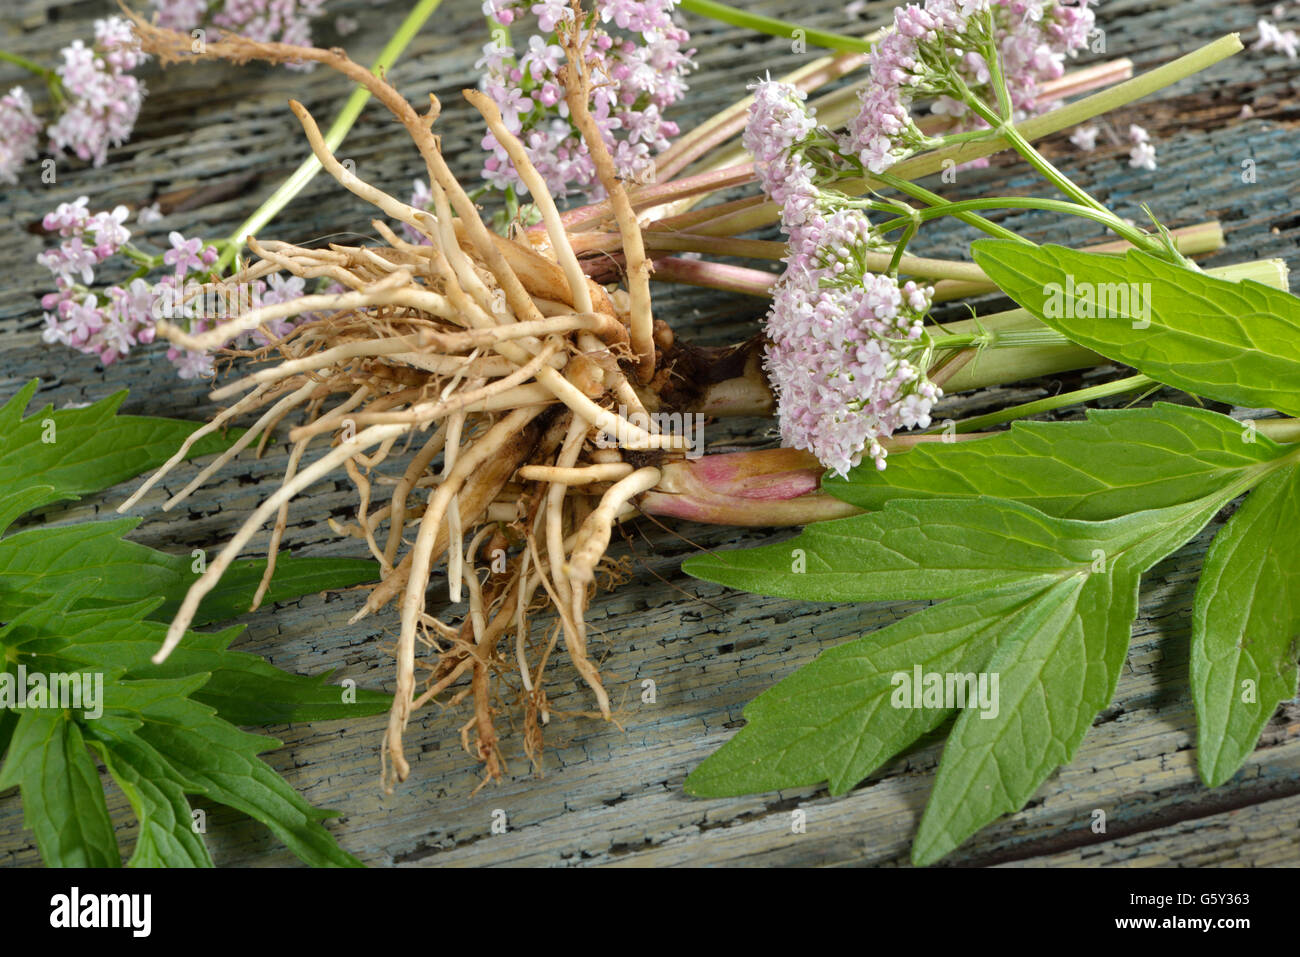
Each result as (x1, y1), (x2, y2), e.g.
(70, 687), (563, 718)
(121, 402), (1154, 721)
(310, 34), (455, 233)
(1, 0), (1298, 867)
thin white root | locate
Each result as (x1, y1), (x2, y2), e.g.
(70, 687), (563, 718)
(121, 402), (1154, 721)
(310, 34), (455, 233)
(158, 269), (416, 352)
(164, 380), (316, 511)
(565, 467), (662, 585)
(118, 384), (269, 512)
(210, 335), (430, 401)
(517, 463), (634, 485)
(153, 422), (407, 664)
(386, 405), (542, 784)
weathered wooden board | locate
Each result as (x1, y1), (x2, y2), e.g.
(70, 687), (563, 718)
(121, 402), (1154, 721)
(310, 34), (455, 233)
(1, 0), (1298, 867)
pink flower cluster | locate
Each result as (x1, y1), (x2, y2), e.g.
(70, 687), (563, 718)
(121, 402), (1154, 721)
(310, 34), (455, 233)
(477, 0), (695, 199)
(845, 0), (1094, 175)
(36, 196), (309, 378)
(39, 198), (164, 367)
(0, 87), (41, 184)
(46, 17), (147, 168)
(151, 0), (328, 66)
(766, 238), (939, 477)
(745, 81), (940, 475)
(743, 80), (822, 244)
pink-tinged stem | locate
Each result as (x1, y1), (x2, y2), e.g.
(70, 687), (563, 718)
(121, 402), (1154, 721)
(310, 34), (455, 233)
(647, 59), (1137, 224)
(641, 437), (986, 526)
(562, 164), (757, 238)
(650, 40), (1239, 240)
(560, 59), (1137, 241)
(645, 257), (777, 297)
(1036, 57), (1135, 103)
(641, 448), (859, 526)
(613, 220), (1221, 295)
(573, 230), (783, 259)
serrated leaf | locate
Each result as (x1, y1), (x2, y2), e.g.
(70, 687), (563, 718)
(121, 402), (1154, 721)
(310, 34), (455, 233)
(13, 592), (388, 727)
(912, 570), (1132, 865)
(0, 486), (70, 536)
(0, 711), (120, 867)
(682, 496), (1212, 604)
(0, 518), (375, 627)
(0, 381), (384, 868)
(970, 243), (1300, 414)
(85, 730), (213, 868)
(827, 404), (1283, 520)
(0, 379), (238, 504)
(128, 694), (362, 867)
(58, 607), (389, 725)
(685, 585), (1040, 798)
(684, 492), (1232, 863)
(1191, 464), (1300, 787)
(162, 554), (377, 627)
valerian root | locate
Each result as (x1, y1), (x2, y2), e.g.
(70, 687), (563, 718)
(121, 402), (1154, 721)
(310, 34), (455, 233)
(124, 9), (700, 791)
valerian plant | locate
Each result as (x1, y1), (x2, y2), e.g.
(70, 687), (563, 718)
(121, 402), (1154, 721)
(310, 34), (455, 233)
(0, 381), (388, 866)
(23, 0), (1293, 867)
(685, 253), (1300, 864)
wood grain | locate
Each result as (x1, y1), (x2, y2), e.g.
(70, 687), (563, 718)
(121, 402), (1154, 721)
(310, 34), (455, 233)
(0, 0), (1297, 867)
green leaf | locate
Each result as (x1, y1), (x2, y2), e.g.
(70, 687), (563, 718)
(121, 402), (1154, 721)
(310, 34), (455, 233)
(684, 493), (1232, 863)
(0, 518), (375, 627)
(162, 554), (378, 627)
(58, 606), (389, 725)
(0, 380), (238, 503)
(826, 404), (1284, 520)
(0, 486), (70, 536)
(0, 711), (120, 867)
(85, 730), (214, 868)
(913, 571), (1132, 865)
(685, 585), (1040, 798)
(969, 243), (1300, 414)
(1191, 464), (1300, 787)
(0, 708), (15, 762)
(682, 496), (1209, 604)
(128, 694), (363, 868)
(0, 381), (384, 868)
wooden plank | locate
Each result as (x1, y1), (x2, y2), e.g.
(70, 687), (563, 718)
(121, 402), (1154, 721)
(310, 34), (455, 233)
(1, 0), (1298, 867)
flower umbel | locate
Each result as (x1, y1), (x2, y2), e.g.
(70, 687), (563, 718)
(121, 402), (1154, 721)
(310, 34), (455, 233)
(46, 16), (148, 167)
(0, 87), (41, 184)
(746, 80), (940, 476)
(477, 0), (695, 200)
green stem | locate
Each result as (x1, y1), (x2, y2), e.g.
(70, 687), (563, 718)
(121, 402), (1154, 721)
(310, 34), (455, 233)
(120, 244), (162, 269)
(940, 374), (1155, 434)
(1257, 419), (1300, 443)
(875, 172), (1028, 244)
(982, 21), (1015, 121)
(875, 195), (1156, 250)
(690, 35), (1244, 239)
(930, 327), (1073, 351)
(214, 0), (444, 273)
(0, 48), (63, 107)
(0, 48), (54, 80)
(679, 0), (875, 53)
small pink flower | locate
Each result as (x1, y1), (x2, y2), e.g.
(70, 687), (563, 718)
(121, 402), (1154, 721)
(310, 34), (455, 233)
(1129, 141), (1157, 171)
(0, 87), (41, 184)
(1069, 124), (1100, 150)
(163, 231), (206, 275)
